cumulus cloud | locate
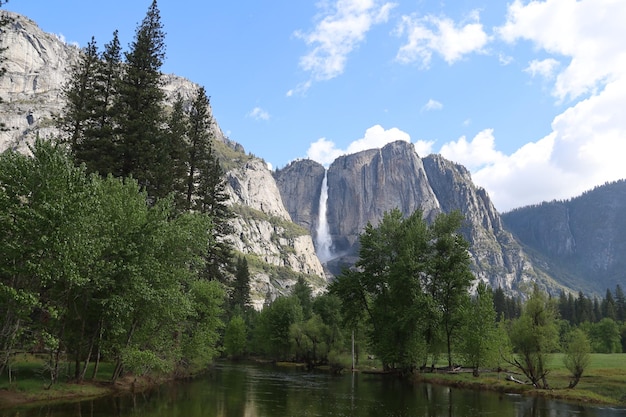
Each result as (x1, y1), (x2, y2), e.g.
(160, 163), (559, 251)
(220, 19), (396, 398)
(306, 124), (410, 166)
(469, 0), (626, 211)
(247, 107), (270, 121)
(498, 0), (626, 101)
(395, 10), (490, 67)
(439, 129), (506, 172)
(293, 0), (396, 93)
(422, 98), (443, 111)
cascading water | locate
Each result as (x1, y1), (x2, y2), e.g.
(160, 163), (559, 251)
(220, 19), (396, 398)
(316, 170), (333, 263)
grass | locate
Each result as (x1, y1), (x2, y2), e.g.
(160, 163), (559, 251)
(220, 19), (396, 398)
(332, 352), (626, 406)
(2, 353), (625, 408)
(0, 354), (126, 409)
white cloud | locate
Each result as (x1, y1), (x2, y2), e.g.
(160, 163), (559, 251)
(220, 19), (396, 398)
(414, 139), (435, 157)
(498, 0), (626, 101)
(294, 0), (396, 93)
(306, 137), (345, 166)
(395, 11), (490, 68)
(498, 53), (513, 66)
(470, 0), (626, 211)
(524, 58), (560, 79)
(439, 129), (506, 172)
(422, 98), (443, 111)
(247, 107), (270, 121)
(306, 124), (410, 166)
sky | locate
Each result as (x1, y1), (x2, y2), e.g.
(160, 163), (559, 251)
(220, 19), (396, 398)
(5, 0), (626, 212)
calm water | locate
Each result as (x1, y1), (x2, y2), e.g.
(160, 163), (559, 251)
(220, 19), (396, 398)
(2, 362), (625, 417)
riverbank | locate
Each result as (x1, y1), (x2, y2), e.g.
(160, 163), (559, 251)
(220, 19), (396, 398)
(0, 373), (165, 410)
(2, 354), (625, 409)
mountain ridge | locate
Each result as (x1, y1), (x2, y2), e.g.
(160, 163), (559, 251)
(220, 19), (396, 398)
(2, 11), (620, 299)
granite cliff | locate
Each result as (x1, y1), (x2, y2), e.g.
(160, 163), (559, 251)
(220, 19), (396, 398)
(0, 12), (325, 309)
(275, 141), (559, 294)
(502, 180), (626, 295)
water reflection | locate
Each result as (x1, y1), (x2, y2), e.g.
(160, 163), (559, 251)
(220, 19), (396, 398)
(1, 362), (624, 417)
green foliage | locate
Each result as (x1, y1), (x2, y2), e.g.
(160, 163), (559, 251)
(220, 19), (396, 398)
(229, 256), (252, 313)
(253, 296), (303, 360)
(585, 318), (622, 353)
(563, 328), (591, 388)
(506, 285), (559, 388)
(224, 315), (247, 358)
(292, 276), (313, 320)
(0, 139), (225, 383)
(459, 281), (502, 375)
(330, 209), (474, 373)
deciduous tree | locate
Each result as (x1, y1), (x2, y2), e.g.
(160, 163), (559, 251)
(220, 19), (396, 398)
(563, 328), (591, 389)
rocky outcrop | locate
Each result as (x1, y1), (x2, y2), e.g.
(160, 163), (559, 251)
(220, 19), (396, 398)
(0, 12), (327, 309)
(273, 159), (326, 232)
(276, 141), (560, 294)
(0, 12), (78, 153)
(226, 157), (326, 309)
(421, 154), (546, 292)
(326, 141), (440, 255)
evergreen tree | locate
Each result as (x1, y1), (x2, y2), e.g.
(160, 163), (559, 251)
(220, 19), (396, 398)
(114, 0), (168, 199)
(493, 287), (507, 321)
(230, 256), (251, 312)
(60, 37), (101, 152)
(193, 115), (233, 282)
(615, 285), (626, 322)
(185, 86), (213, 209)
(161, 93), (188, 210)
(602, 288), (617, 321)
(90, 30), (122, 174)
(61, 31), (122, 176)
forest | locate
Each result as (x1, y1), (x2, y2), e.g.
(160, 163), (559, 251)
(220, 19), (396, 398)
(1, 1), (625, 394)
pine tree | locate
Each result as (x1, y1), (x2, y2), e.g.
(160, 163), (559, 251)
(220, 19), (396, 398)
(90, 30), (122, 174)
(230, 256), (251, 312)
(114, 0), (168, 199)
(60, 37), (101, 153)
(602, 289), (617, 321)
(165, 94), (190, 211)
(185, 86), (213, 210)
(615, 285), (626, 322)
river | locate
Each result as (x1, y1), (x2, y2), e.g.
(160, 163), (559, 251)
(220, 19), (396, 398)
(2, 362), (625, 417)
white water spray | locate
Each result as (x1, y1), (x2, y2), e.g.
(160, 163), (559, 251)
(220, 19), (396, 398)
(316, 170), (333, 262)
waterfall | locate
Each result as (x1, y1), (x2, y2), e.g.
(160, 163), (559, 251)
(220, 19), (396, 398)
(316, 170), (333, 262)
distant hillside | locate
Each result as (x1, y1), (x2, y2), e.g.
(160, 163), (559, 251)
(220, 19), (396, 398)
(502, 180), (626, 295)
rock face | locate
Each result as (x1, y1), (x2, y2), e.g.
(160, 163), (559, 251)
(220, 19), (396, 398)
(275, 141), (557, 293)
(0, 12), (326, 309)
(225, 157), (326, 309)
(0, 12), (78, 153)
(326, 141), (440, 255)
(502, 180), (626, 294)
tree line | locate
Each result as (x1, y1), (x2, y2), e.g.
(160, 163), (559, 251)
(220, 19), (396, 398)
(2, 0), (624, 392)
(222, 207), (625, 392)
(0, 0), (241, 384)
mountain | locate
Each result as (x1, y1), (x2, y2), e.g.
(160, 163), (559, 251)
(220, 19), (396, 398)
(274, 141), (562, 294)
(4, 11), (617, 301)
(502, 180), (626, 295)
(0, 12), (325, 309)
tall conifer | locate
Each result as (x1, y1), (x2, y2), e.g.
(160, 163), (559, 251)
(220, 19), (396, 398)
(114, 0), (167, 199)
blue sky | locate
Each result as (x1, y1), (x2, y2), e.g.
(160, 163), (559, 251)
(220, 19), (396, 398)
(5, 0), (626, 212)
